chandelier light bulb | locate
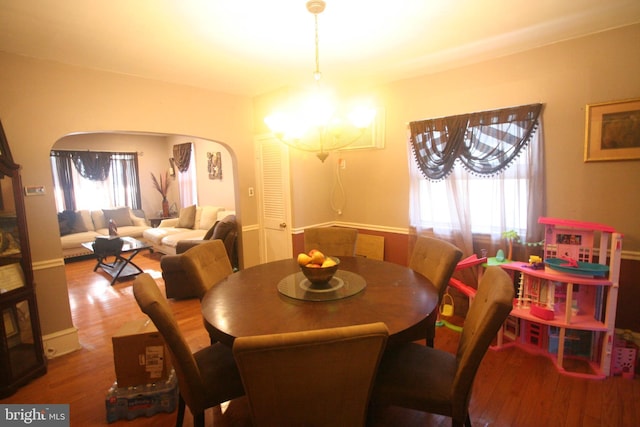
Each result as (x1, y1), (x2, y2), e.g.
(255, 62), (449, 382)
(348, 106), (376, 129)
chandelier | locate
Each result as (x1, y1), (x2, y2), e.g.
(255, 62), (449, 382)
(264, 0), (376, 162)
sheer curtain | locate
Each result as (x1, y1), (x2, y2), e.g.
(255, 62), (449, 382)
(176, 144), (198, 207)
(408, 104), (545, 258)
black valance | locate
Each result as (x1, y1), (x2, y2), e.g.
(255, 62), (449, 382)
(172, 143), (192, 173)
(72, 151), (112, 181)
(410, 103), (542, 181)
(51, 150), (112, 181)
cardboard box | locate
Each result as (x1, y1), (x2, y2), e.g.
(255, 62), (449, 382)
(106, 369), (178, 423)
(112, 319), (172, 388)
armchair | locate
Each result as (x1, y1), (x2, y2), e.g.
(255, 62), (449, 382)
(161, 215), (238, 299)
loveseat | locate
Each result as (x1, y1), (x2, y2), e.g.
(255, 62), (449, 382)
(58, 207), (151, 259)
(142, 205), (234, 255)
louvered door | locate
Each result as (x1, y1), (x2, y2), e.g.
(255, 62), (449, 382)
(256, 135), (292, 262)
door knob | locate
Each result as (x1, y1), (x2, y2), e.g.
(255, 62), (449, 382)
(280, 222), (287, 228)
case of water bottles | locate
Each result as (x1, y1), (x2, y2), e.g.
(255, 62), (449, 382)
(105, 369), (178, 423)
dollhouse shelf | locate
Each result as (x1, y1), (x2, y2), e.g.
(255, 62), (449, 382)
(451, 217), (623, 379)
(492, 217), (623, 379)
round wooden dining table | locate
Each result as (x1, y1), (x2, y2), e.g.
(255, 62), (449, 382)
(201, 256), (438, 346)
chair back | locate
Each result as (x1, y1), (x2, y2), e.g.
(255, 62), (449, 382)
(132, 273), (209, 413)
(409, 236), (463, 300)
(202, 214), (239, 269)
(303, 227), (358, 257)
(181, 239), (233, 299)
(452, 266), (514, 421)
(233, 322), (389, 427)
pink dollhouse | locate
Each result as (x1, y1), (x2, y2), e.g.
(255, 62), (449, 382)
(449, 217), (623, 379)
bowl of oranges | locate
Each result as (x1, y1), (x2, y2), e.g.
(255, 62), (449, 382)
(297, 249), (340, 284)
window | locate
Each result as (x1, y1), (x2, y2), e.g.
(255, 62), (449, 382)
(408, 104), (544, 253)
(50, 151), (141, 212)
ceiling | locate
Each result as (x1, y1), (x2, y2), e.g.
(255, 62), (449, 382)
(1, 0), (639, 97)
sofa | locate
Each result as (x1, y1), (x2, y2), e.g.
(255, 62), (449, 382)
(160, 215), (238, 299)
(58, 207), (151, 259)
(142, 205), (234, 255)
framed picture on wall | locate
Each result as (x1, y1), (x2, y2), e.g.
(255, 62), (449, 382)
(584, 98), (640, 162)
(339, 108), (386, 151)
(207, 151), (222, 179)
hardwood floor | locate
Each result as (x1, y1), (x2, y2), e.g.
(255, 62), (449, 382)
(1, 252), (639, 426)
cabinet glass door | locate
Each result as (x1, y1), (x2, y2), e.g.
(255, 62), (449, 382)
(2, 299), (39, 379)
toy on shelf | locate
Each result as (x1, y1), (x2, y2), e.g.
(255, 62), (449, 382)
(544, 257), (609, 277)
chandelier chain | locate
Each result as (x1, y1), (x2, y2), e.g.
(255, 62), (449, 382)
(314, 14), (321, 81)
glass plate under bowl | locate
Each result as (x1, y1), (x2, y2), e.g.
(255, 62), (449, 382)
(277, 270), (366, 301)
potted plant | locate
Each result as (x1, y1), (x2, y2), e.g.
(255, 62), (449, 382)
(151, 171), (171, 217)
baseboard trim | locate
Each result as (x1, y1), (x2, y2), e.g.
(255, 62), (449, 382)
(32, 258), (65, 271)
(43, 327), (81, 359)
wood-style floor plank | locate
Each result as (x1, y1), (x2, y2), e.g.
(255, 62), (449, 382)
(1, 252), (639, 426)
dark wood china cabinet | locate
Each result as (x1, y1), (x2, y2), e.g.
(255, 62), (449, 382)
(0, 119), (46, 398)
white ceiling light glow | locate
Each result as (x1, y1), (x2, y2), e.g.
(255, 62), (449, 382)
(264, 0), (376, 162)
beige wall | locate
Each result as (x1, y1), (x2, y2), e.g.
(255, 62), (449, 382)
(0, 53), (258, 339)
(1, 22), (639, 349)
(257, 23), (640, 254)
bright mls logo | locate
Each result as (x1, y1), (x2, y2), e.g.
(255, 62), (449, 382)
(1, 404), (69, 426)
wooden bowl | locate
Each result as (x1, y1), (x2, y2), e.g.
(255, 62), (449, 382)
(300, 257), (340, 284)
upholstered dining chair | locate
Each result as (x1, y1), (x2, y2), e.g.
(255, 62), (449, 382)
(303, 226), (359, 257)
(180, 239), (233, 300)
(370, 266), (514, 427)
(409, 236), (463, 347)
(132, 273), (244, 427)
(232, 322), (389, 427)
(180, 239), (233, 343)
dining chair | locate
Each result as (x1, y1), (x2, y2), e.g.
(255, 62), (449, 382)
(180, 239), (233, 343)
(180, 239), (233, 300)
(232, 322), (389, 427)
(303, 226), (359, 257)
(370, 266), (514, 427)
(409, 236), (463, 347)
(132, 273), (244, 427)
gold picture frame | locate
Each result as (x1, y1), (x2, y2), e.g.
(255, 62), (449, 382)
(584, 98), (640, 162)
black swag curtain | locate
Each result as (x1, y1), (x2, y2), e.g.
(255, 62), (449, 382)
(410, 103), (542, 181)
(172, 143), (192, 173)
(72, 151), (112, 181)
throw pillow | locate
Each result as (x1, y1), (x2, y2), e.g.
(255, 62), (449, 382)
(71, 210), (91, 233)
(103, 207), (133, 227)
(57, 210), (76, 236)
(177, 205), (196, 229)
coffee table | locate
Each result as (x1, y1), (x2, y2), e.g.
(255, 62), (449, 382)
(81, 236), (152, 286)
